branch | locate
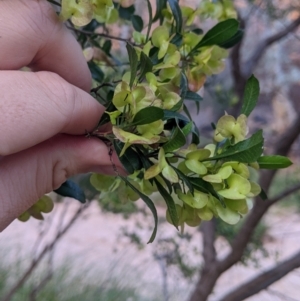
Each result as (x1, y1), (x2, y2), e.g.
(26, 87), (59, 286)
(66, 25), (139, 46)
(273, 112), (300, 156)
(268, 183), (300, 205)
(1, 204), (89, 301)
(218, 250), (300, 301)
(244, 16), (300, 76)
(201, 220), (216, 265)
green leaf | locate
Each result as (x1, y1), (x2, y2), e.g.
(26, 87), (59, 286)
(120, 176), (158, 243)
(170, 98), (183, 112)
(173, 167), (194, 195)
(167, 0), (182, 33)
(163, 110), (190, 123)
(257, 155), (293, 169)
(241, 75), (260, 117)
(131, 15), (144, 32)
(208, 130), (264, 163)
(132, 106), (164, 125)
(192, 28), (203, 35)
(113, 141), (142, 174)
(117, 3), (135, 20)
(139, 52), (153, 81)
(102, 40), (112, 55)
(54, 180), (86, 203)
(188, 177), (225, 207)
(191, 123), (200, 145)
(190, 19), (239, 54)
(185, 91), (203, 102)
(180, 72), (188, 98)
(182, 121), (193, 136)
(135, 147), (153, 170)
(259, 188), (268, 201)
(126, 43), (138, 88)
(88, 61), (104, 83)
(170, 33), (183, 47)
(153, 0), (167, 22)
(146, 0), (153, 41)
(154, 179), (179, 229)
(219, 29), (244, 49)
(163, 126), (186, 153)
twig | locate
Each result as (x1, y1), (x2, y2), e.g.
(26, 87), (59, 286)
(268, 183), (300, 205)
(66, 25), (137, 45)
(218, 250), (300, 301)
(1, 204), (89, 301)
(244, 15), (300, 77)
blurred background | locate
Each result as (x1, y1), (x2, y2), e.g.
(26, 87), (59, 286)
(2, 0), (300, 300)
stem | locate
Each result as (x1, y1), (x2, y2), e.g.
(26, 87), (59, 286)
(66, 26), (139, 45)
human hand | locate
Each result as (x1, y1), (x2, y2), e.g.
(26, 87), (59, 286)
(0, 0), (122, 230)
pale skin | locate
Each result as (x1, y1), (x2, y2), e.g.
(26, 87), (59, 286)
(0, 0), (123, 230)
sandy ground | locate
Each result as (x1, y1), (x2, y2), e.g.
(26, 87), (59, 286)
(1, 198), (300, 301)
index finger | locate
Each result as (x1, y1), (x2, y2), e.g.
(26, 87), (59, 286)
(0, 0), (91, 91)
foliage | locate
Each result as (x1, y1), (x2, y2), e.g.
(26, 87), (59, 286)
(19, 0), (292, 243)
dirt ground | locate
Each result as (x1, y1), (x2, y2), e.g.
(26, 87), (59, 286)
(1, 198), (300, 301)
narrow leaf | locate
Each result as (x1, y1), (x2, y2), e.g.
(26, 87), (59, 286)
(170, 33), (183, 47)
(88, 61), (104, 83)
(121, 176), (158, 243)
(167, 0), (182, 32)
(126, 43), (138, 88)
(113, 141), (142, 174)
(257, 155), (293, 169)
(163, 110), (190, 123)
(185, 91), (203, 102)
(132, 106), (164, 125)
(259, 189), (268, 201)
(139, 52), (153, 81)
(219, 29), (244, 49)
(182, 121), (193, 136)
(163, 126), (186, 153)
(118, 4), (135, 20)
(154, 179), (179, 229)
(146, 0), (153, 41)
(190, 19), (239, 54)
(208, 130), (264, 163)
(153, 0), (167, 22)
(54, 180), (86, 203)
(241, 75), (260, 117)
(180, 72), (188, 98)
(131, 15), (144, 32)
(191, 123), (200, 145)
(173, 167), (194, 195)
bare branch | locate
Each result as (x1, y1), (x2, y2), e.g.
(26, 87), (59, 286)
(1, 204), (89, 301)
(273, 112), (300, 156)
(201, 220), (216, 265)
(66, 25), (139, 46)
(244, 16), (300, 76)
(218, 250), (300, 301)
(268, 183), (300, 205)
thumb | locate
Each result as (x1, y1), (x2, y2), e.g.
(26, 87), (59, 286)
(0, 134), (123, 231)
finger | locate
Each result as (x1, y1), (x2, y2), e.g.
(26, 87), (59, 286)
(0, 134), (124, 231)
(0, 71), (104, 156)
(0, 0), (91, 91)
